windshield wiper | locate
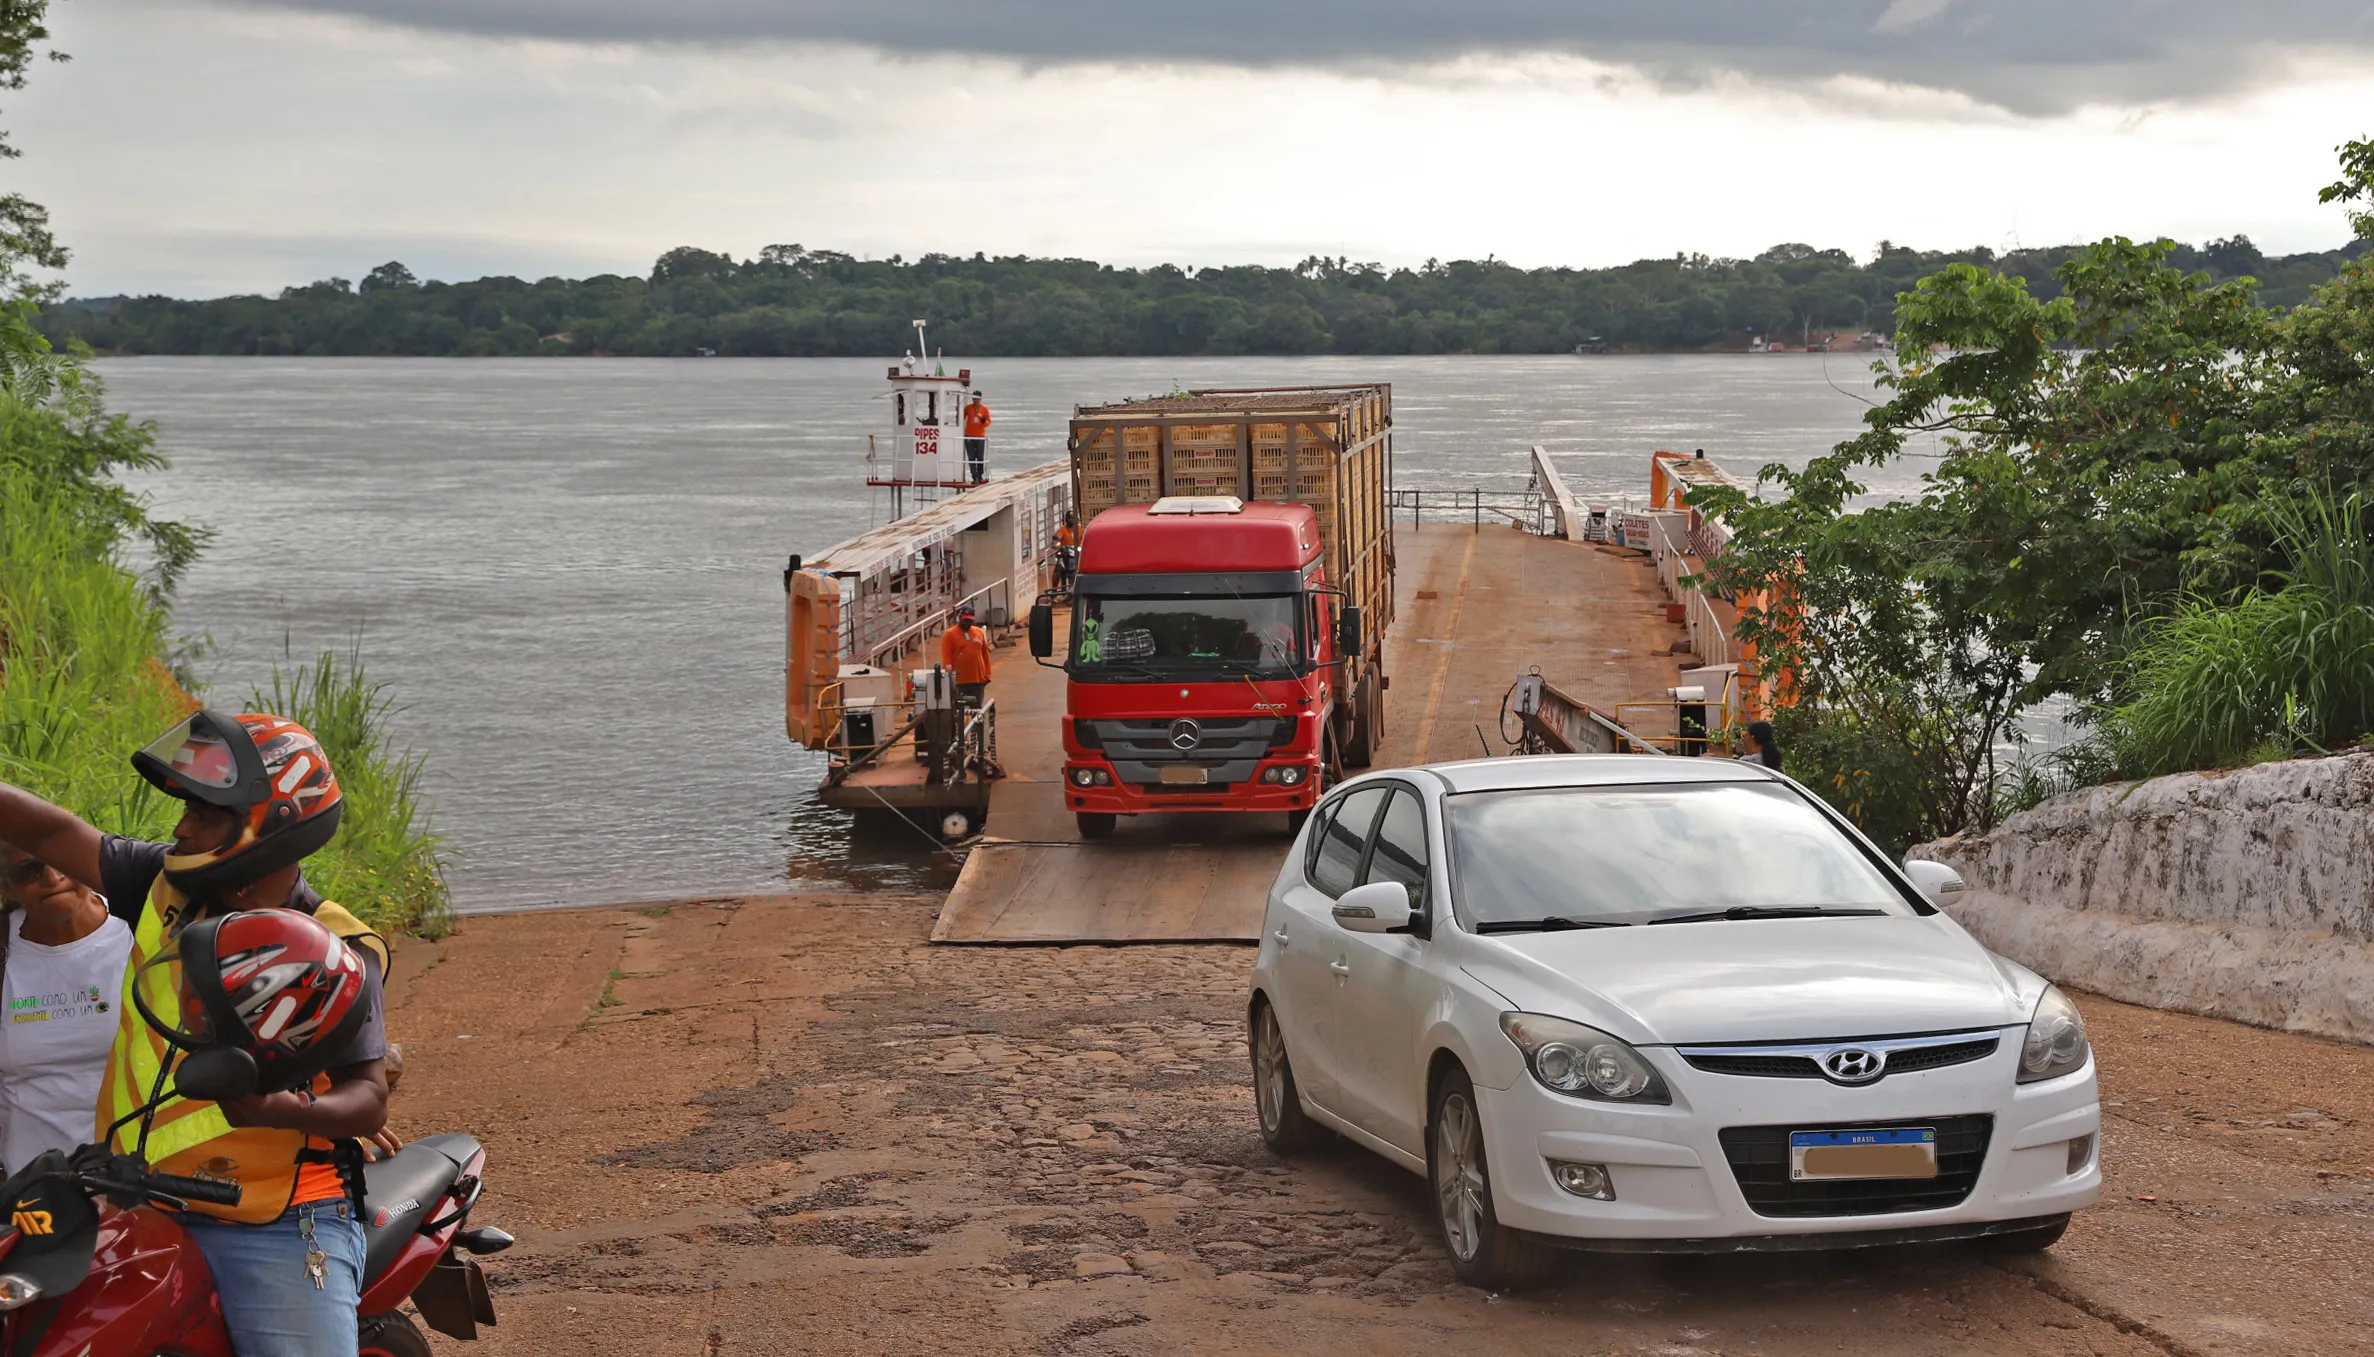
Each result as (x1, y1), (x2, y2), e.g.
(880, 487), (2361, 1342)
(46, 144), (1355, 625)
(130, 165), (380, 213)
(1473, 916), (1633, 934)
(1647, 906), (1889, 925)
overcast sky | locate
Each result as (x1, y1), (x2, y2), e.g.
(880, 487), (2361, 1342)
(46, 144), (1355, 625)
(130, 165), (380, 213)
(11, 0), (2373, 297)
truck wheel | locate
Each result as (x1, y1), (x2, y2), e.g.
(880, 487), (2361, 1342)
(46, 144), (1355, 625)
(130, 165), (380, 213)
(1345, 675), (1378, 769)
(1076, 811), (1117, 840)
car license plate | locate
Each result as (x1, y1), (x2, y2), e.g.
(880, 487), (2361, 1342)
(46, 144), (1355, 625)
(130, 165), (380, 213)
(1790, 1128), (1939, 1181)
(1159, 765), (1209, 784)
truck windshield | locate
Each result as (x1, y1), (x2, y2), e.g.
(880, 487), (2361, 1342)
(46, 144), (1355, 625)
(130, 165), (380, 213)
(1072, 594), (1304, 679)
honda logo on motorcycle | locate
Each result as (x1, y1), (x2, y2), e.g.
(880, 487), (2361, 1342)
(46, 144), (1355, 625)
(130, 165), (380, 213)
(1168, 718), (1202, 751)
(1821, 1048), (1886, 1084)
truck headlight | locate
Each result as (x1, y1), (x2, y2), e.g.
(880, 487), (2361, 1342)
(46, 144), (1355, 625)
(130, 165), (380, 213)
(1067, 767), (1112, 787)
(1260, 766), (1306, 785)
(2018, 985), (2090, 1083)
(1501, 1013), (1670, 1104)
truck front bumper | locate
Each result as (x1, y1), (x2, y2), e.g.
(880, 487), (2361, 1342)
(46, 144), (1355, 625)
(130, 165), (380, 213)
(1063, 757), (1320, 815)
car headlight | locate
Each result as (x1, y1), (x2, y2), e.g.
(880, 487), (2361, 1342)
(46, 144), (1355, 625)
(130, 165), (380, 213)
(2018, 985), (2090, 1084)
(1500, 1012), (1671, 1104)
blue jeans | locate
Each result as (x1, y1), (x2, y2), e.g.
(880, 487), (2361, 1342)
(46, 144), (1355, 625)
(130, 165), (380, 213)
(182, 1200), (365, 1357)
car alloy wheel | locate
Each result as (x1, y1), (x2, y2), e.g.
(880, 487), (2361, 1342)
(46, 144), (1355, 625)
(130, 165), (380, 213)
(1249, 1001), (1327, 1153)
(1434, 1090), (1488, 1260)
(1428, 1066), (1556, 1290)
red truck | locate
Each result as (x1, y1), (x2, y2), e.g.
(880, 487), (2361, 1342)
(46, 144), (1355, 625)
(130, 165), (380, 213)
(1028, 386), (1393, 839)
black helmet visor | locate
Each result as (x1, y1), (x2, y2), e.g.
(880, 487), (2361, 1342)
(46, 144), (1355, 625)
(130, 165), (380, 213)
(131, 709), (267, 809)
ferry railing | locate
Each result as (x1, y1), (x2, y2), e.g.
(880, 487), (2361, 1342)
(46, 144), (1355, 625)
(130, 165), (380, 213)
(862, 579), (1015, 671)
(1388, 487), (1550, 534)
(1645, 512), (1737, 667)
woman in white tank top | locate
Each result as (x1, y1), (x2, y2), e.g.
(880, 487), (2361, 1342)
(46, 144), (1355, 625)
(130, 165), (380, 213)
(0, 844), (134, 1175)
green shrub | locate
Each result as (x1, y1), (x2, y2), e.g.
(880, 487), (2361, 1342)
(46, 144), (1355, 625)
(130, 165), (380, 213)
(2112, 488), (2374, 775)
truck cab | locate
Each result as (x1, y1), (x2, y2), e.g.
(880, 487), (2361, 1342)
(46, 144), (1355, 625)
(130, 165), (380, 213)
(1030, 496), (1357, 839)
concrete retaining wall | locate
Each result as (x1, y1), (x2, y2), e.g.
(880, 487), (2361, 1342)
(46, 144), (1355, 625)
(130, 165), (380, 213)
(1910, 750), (2374, 1044)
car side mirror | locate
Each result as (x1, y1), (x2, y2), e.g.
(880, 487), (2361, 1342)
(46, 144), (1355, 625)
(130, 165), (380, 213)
(1903, 858), (1968, 909)
(1028, 603), (1054, 659)
(1336, 604), (1362, 658)
(1332, 880), (1412, 933)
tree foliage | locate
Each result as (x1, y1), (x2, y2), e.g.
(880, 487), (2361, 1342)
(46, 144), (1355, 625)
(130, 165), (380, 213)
(0, 0), (64, 303)
(1700, 139), (2374, 852)
(40, 235), (2371, 358)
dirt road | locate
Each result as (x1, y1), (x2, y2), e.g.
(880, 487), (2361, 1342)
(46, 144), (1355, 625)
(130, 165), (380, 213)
(385, 893), (2374, 1357)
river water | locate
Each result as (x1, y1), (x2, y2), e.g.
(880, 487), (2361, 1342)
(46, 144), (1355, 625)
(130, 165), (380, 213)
(96, 355), (1907, 912)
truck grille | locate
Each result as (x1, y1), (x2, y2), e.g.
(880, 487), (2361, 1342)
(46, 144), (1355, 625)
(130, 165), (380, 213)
(1079, 718), (1288, 761)
(1718, 1115), (1993, 1218)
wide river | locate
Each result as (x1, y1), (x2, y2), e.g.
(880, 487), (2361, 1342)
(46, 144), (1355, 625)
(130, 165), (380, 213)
(98, 355), (1911, 912)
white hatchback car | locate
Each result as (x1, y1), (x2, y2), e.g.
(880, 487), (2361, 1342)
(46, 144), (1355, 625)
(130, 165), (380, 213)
(1248, 755), (2100, 1288)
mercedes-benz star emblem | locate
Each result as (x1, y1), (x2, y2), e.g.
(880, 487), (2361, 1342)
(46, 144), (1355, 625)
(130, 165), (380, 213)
(1168, 718), (1202, 751)
(1821, 1048), (1886, 1084)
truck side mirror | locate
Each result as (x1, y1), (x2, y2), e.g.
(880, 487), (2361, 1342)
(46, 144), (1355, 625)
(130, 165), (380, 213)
(1336, 605), (1362, 658)
(1028, 604), (1055, 659)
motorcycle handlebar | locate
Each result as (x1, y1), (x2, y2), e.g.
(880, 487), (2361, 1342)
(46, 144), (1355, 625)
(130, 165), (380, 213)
(137, 1172), (242, 1208)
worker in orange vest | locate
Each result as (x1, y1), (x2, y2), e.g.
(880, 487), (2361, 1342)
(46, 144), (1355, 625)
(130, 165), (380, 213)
(1051, 510), (1080, 593)
(940, 604), (994, 707)
(962, 391), (992, 483)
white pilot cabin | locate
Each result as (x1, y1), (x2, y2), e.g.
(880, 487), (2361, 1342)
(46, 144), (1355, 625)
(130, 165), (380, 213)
(867, 319), (978, 520)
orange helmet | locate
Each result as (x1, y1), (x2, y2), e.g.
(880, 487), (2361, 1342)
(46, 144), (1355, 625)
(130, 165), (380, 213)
(131, 710), (343, 897)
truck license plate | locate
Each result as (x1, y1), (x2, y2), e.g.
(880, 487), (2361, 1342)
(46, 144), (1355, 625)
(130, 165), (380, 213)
(1159, 765), (1209, 784)
(1789, 1128), (1938, 1180)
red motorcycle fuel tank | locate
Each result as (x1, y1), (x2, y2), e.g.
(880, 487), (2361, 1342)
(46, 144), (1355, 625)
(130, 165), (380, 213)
(9, 1208), (231, 1357)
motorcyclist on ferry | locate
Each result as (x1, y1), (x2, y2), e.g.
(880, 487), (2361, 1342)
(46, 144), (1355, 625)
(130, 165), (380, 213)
(1053, 511), (1081, 593)
(0, 710), (391, 1357)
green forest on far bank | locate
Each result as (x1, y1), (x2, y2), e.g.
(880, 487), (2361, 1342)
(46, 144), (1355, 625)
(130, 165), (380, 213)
(42, 234), (2373, 358)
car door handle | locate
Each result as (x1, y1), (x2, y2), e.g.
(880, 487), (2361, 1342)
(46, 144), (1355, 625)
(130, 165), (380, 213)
(1329, 960), (1351, 976)
(1273, 927), (1290, 948)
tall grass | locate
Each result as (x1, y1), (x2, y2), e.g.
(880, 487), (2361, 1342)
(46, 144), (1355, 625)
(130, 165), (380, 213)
(2111, 487), (2374, 775)
(0, 374), (450, 936)
(251, 645), (449, 937)
(0, 460), (188, 841)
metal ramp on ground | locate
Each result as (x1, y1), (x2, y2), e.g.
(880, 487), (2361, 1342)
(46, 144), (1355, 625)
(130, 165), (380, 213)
(930, 840), (1279, 944)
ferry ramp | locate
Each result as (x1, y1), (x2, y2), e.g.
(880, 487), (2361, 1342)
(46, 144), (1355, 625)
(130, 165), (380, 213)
(931, 521), (1690, 943)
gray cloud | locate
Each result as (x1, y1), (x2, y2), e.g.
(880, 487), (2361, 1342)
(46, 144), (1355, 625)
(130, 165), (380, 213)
(216, 1), (2374, 113)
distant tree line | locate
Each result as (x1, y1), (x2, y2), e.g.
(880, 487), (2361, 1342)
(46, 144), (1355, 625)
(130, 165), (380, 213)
(40, 235), (2370, 358)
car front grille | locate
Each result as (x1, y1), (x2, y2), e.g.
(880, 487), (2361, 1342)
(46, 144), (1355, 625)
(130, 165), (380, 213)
(1685, 1052), (1825, 1079)
(1680, 1034), (2000, 1084)
(1718, 1115), (1993, 1218)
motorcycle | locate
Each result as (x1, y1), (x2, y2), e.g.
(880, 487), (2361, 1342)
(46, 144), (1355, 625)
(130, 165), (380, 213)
(0, 1133), (510, 1356)
(1054, 544), (1080, 599)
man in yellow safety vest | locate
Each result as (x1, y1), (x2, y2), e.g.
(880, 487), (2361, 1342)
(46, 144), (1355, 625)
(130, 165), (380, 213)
(0, 709), (390, 1357)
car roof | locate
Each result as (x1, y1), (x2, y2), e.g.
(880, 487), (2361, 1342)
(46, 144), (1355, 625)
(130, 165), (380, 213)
(1379, 753), (1779, 796)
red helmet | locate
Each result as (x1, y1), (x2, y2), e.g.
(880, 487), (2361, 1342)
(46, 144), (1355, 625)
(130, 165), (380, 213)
(133, 909), (369, 1095)
(131, 710), (343, 897)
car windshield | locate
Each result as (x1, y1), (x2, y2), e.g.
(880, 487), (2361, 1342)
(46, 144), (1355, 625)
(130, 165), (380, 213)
(1445, 782), (1915, 928)
(1072, 593), (1303, 678)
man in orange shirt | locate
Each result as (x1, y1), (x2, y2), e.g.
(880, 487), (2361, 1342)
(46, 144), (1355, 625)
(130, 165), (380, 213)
(940, 604), (994, 707)
(962, 391), (991, 483)
(1051, 510), (1080, 592)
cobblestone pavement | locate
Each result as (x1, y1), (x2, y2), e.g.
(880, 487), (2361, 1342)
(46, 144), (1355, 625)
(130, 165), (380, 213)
(383, 892), (2374, 1356)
